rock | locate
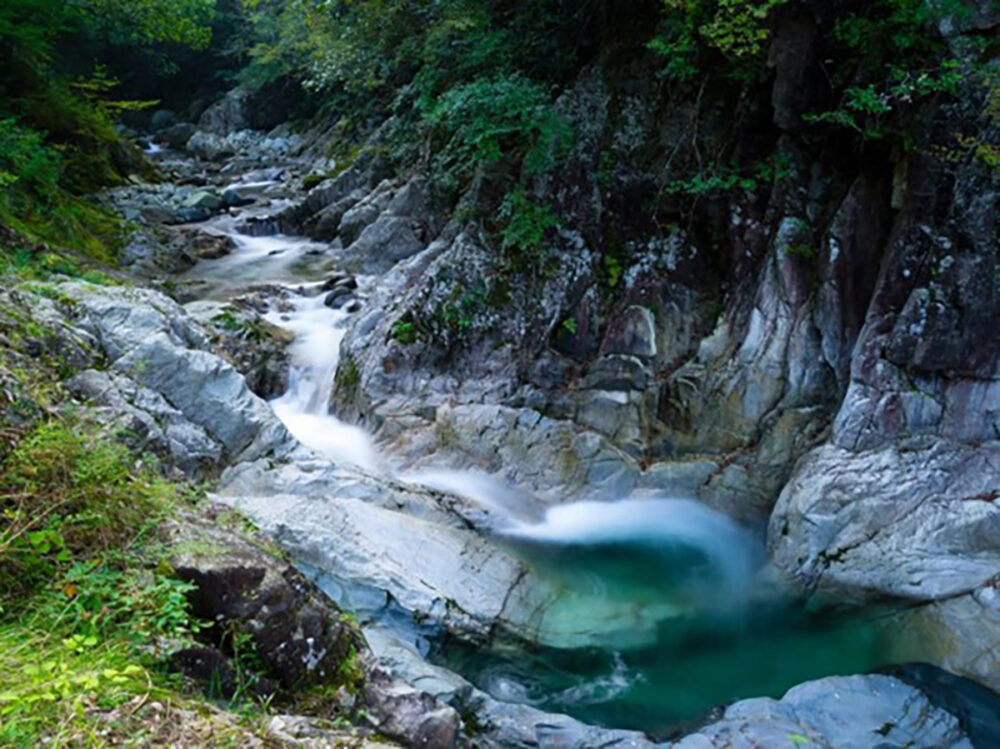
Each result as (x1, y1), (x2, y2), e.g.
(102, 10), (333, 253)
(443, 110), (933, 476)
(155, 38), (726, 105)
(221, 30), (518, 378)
(308, 188), (367, 240)
(169, 646), (277, 700)
(198, 88), (252, 135)
(324, 286), (353, 308)
(674, 674), (971, 748)
(345, 300), (362, 314)
(769, 441), (1000, 602)
(150, 109), (177, 131)
(363, 666), (460, 747)
(321, 275), (357, 292)
(120, 228), (197, 274)
(183, 189), (225, 213)
(157, 122), (196, 149)
(68, 368), (222, 477)
(185, 231), (236, 260)
(343, 215), (425, 274)
(167, 512), (365, 690)
(55, 283), (292, 464)
(187, 131), (236, 161)
(604, 305), (658, 359)
(223, 187), (254, 208)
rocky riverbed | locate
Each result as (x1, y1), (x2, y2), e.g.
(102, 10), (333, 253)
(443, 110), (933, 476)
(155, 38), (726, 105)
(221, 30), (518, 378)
(15, 75), (990, 746)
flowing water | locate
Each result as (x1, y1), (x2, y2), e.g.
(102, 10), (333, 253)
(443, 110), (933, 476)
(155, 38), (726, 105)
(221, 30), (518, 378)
(185, 183), (917, 735)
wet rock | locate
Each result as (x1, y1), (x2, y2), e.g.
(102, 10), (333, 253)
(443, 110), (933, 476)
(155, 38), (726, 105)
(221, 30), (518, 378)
(324, 286), (353, 308)
(345, 300), (362, 314)
(223, 187), (254, 208)
(321, 274), (357, 292)
(187, 301), (293, 400)
(674, 674), (971, 748)
(185, 231), (236, 260)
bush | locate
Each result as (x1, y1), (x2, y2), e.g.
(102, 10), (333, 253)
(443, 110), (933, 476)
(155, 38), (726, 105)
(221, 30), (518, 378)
(426, 73), (572, 179)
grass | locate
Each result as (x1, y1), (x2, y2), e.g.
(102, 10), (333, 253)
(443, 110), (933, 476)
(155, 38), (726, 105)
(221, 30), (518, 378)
(0, 415), (277, 745)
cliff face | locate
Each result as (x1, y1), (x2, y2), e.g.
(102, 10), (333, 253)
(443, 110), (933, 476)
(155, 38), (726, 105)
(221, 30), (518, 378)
(309, 6), (994, 498)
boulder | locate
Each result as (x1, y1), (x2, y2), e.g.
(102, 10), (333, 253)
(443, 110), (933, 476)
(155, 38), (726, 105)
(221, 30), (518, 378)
(54, 283), (292, 464)
(343, 215), (425, 274)
(187, 131), (236, 161)
(167, 512), (364, 690)
(674, 674), (971, 748)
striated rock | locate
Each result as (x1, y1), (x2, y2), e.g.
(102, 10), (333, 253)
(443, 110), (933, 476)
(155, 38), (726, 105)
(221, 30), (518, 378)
(53, 283), (293, 464)
(68, 368), (222, 476)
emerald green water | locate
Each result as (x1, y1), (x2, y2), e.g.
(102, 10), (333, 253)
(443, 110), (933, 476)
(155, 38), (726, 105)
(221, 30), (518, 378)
(430, 498), (912, 737)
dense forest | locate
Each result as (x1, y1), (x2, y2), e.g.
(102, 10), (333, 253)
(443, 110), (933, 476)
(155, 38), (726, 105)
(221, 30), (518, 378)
(1, 0), (999, 745)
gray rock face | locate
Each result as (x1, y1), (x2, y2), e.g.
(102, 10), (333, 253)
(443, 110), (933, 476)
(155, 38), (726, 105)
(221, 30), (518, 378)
(68, 369), (222, 476)
(55, 283), (293, 465)
(769, 441), (1000, 601)
(187, 131), (236, 161)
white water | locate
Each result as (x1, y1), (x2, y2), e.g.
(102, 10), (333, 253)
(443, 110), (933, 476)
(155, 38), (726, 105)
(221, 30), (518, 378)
(264, 289), (381, 471)
(504, 497), (762, 598)
(188, 186), (762, 613)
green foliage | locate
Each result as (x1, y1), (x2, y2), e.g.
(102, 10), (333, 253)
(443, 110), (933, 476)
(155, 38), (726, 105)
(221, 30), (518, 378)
(648, 0), (788, 81)
(0, 118), (62, 206)
(76, 0), (217, 49)
(426, 73), (572, 181)
(0, 420), (178, 605)
(392, 320), (419, 345)
(498, 189), (559, 258)
(603, 254), (624, 288)
(803, 0), (970, 144)
(0, 418), (212, 744)
(663, 156), (790, 198)
(805, 62), (963, 140)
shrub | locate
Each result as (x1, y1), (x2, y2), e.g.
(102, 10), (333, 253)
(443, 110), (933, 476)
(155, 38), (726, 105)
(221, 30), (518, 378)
(426, 73), (572, 179)
(498, 189), (559, 259)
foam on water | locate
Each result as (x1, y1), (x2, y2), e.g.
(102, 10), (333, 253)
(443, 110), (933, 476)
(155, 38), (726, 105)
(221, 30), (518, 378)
(506, 497), (762, 597)
(264, 289), (380, 471)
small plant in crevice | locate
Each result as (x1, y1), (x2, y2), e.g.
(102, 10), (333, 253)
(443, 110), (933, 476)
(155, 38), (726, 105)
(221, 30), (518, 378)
(391, 319), (419, 345)
(497, 189), (559, 265)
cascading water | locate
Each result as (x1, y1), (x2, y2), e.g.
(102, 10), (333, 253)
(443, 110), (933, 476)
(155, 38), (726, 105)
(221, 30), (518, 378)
(265, 291), (381, 472)
(184, 183), (914, 736)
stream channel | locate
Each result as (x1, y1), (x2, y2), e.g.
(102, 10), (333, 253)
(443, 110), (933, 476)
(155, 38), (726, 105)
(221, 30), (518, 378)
(180, 175), (921, 737)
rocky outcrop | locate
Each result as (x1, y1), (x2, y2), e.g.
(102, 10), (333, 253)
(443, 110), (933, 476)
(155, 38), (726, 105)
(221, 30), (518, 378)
(767, 82), (1000, 689)
(36, 282), (293, 473)
(165, 509), (462, 747)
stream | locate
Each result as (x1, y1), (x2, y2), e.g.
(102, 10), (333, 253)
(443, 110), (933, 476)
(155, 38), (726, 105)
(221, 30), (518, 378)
(181, 175), (920, 737)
